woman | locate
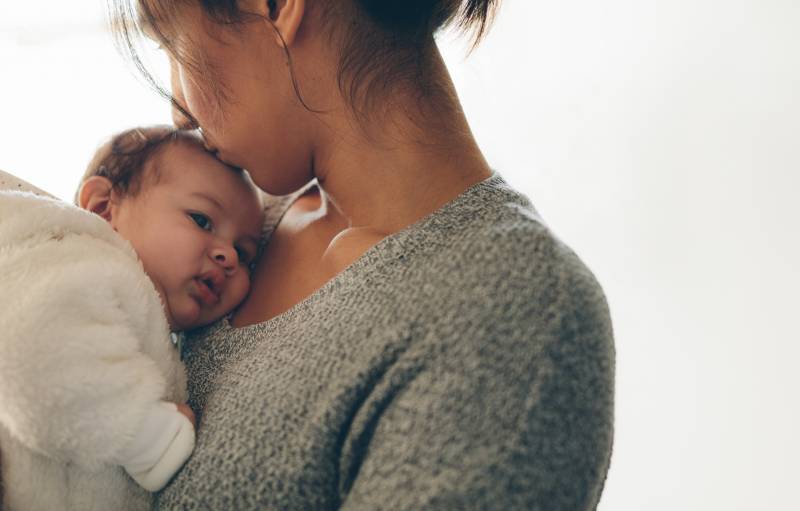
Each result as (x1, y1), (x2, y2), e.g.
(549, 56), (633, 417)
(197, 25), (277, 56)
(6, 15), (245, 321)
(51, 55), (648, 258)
(113, 0), (615, 508)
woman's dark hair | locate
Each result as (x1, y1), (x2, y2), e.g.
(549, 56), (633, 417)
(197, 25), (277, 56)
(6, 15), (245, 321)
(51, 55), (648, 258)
(108, 0), (499, 122)
(334, 0), (499, 116)
(76, 125), (196, 204)
(356, 0), (497, 41)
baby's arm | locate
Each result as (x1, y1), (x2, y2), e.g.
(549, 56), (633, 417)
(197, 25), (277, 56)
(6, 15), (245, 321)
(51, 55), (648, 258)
(0, 314), (195, 491)
(0, 209), (194, 491)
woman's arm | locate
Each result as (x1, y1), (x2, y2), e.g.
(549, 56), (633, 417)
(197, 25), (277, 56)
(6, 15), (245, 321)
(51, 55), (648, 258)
(339, 248), (615, 510)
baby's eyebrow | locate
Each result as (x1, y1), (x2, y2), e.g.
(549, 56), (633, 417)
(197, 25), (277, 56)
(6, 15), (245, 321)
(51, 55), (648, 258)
(190, 192), (224, 210)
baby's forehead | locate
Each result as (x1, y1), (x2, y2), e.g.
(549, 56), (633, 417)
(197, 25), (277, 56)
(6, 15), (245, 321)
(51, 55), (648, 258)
(154, 143), (264, 216)
(154, 140), (243, 189)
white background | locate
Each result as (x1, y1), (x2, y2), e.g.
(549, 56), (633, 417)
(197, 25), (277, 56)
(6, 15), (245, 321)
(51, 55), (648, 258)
(1, 1), (798, 509)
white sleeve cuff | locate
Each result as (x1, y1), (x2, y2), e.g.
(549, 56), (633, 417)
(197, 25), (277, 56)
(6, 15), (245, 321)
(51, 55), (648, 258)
(118, 401), (196, 492)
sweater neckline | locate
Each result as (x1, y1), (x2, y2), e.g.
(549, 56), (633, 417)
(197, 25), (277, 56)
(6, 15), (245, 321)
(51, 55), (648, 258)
(215, 171), (505, 337)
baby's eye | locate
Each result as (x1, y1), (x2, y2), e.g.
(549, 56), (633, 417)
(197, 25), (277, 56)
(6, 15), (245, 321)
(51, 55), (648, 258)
(189, 213), (213, 231)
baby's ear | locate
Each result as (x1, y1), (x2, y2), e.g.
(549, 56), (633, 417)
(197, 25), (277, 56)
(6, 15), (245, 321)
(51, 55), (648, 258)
(78, 176), (115, 221)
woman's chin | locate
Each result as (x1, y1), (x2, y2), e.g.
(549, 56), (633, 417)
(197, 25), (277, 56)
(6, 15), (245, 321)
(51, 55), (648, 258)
(252, 173), (315, 197)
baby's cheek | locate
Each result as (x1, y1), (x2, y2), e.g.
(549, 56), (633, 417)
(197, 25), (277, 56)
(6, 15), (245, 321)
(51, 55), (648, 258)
(231, 274), (251, 308)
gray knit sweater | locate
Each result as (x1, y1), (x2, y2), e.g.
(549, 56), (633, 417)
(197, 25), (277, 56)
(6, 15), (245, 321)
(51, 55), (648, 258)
(156, 174), (615, 510)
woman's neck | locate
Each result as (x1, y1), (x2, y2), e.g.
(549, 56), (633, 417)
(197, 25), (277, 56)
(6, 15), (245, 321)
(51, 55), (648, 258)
(311, 48), (492, 234)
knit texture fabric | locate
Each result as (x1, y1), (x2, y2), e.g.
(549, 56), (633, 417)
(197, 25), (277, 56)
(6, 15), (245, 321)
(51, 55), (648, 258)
(156, 174), (615, 510)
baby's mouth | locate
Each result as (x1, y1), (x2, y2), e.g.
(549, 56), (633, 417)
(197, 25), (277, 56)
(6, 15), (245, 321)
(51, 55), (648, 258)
(194, 277), (221, 306)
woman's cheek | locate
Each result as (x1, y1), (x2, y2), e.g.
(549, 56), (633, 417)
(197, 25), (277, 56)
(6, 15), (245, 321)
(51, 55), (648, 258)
(180, 67), (220, 132)
(169, 58), (194, 128)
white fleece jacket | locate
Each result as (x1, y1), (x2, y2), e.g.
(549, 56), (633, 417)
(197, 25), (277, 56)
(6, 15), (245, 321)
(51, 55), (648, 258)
(0, 189), (194, 511)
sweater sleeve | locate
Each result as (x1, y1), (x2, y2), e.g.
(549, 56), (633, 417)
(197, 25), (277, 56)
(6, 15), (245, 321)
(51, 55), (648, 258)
(338, 249), (615, 510)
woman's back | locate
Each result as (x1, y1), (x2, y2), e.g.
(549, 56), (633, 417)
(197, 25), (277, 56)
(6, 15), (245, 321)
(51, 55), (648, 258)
(157, 174), (614, 510)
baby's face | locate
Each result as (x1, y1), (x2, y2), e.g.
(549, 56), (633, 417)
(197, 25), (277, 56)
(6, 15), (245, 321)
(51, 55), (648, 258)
(111, 141), (264, 331)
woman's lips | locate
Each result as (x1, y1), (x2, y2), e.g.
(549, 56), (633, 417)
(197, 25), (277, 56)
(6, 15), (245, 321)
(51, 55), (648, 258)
(194, 278), (220, 307)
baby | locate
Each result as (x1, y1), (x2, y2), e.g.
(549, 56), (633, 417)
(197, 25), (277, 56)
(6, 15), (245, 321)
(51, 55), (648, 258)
(0, 126), (264, 511)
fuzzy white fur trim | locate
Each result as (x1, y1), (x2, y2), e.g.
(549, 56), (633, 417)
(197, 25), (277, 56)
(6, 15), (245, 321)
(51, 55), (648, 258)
(0, 191), (187, 478)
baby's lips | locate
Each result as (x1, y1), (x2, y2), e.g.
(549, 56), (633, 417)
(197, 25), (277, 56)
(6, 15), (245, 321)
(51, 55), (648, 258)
(198, 267), (226, 295)
(194, 278), (220, 306)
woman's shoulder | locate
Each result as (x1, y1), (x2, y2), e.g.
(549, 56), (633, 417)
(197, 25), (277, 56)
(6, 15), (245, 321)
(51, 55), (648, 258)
(401, 176), (614, 423)
(404, 174), (613, 349)
(413, 174), (605, 297)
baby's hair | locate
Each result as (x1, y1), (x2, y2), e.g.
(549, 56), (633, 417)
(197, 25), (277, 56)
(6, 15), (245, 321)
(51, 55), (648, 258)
(76, 125), (203, 205)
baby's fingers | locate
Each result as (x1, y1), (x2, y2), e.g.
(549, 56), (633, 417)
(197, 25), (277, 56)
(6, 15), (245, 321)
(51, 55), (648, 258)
(175, 403), (196, 429)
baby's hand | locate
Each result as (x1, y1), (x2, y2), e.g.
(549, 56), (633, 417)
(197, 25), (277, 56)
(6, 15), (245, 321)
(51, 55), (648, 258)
(175, 403), (196, 429)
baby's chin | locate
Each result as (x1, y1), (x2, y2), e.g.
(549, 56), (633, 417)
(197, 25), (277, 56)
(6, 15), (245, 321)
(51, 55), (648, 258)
(167, 299), (226, 332)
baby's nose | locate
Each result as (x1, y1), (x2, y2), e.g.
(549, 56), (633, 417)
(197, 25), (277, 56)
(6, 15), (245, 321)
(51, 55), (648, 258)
(210, 245), (238, 271)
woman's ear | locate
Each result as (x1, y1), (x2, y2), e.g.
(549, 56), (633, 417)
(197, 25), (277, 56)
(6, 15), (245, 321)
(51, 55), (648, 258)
(272, 0), (305, 47)
(78, 176), (116, 221)
(242, 0), (306, 47)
